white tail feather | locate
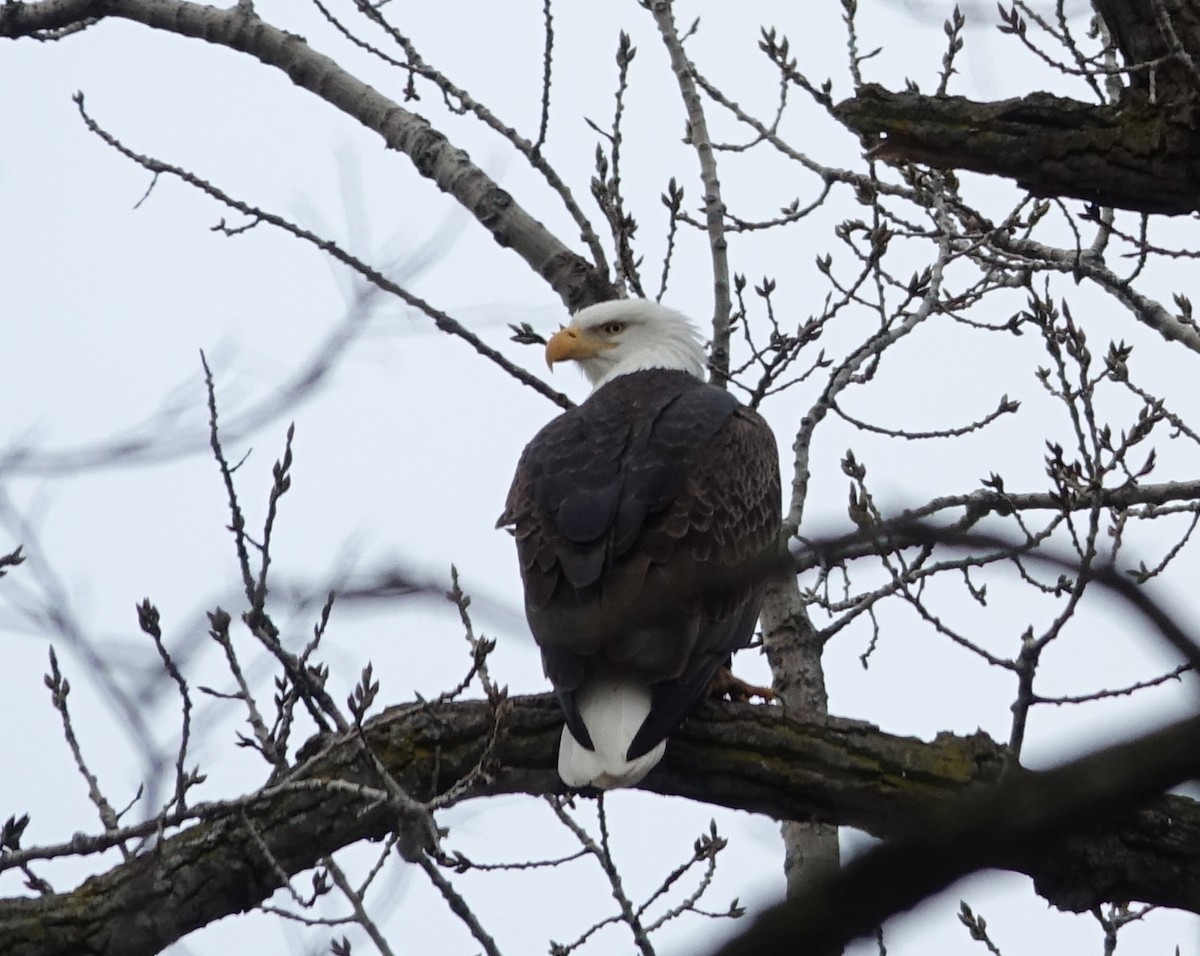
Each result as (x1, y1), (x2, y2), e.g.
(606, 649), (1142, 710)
(557, 674), (666, 789)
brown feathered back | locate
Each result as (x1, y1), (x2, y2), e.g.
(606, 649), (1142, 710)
(498, 368), (781, 760)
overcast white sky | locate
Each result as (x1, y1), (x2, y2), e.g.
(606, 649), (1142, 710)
(2, 1), (1198, 953)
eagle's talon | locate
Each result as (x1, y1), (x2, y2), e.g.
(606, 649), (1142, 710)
(708, 666), (776, 704)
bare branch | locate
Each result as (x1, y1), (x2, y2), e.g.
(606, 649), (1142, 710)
(42, 649), (123, 843)
(79, 98), (574, 411)
(4, 696), (1200, 956)
(646, 0), (733, 382)
(418, 855), (502, 956)
(1, 0), (615, 308)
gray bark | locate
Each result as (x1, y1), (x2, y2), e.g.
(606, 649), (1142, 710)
(0, 0), (617, 309)
(2, 695), (1197, 956)
(834, 0), (1200, 215)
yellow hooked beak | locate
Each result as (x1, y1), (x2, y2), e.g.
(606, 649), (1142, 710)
(544, 324), (613, 370)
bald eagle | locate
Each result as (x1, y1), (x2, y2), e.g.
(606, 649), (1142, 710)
(497, 300), (781, 789)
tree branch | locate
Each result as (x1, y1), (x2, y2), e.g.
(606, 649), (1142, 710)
(647, 0), (734, 381)
(712, 706), (1200, 956)
(792, 476), (1200, 574)
(2, 695), (1198, 956)
(835, 0), (1200, 217)
(0, 0), (616, 309)
(835, 84), (1200, 216)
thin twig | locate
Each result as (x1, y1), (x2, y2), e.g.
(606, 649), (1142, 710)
(418, 855), (503, 956)
(75, 94), (574, 410)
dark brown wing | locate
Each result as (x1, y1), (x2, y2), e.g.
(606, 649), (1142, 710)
(497, 369), (781, 758)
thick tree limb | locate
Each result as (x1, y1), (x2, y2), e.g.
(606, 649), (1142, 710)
(0, 0), (616, 309)
(2, 695), (1197, 956)
(835, 84), (1200, 215)
(713, 708), (1200, 956)
(833, 1), (1200, 215)
(1092, 0), (1200, 100)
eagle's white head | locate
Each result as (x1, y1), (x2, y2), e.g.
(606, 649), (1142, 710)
(544, 300), (707, 390)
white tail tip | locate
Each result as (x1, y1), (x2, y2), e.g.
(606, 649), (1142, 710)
(557, 674), (667, 789)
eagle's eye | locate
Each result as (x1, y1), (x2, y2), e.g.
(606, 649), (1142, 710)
(601, 321), (626, 336)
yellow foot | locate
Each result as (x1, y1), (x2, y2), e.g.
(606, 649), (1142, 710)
(708, 667), (776, 703)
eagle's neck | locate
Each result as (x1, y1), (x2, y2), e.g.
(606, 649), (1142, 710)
(587, 339), (707, 390)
